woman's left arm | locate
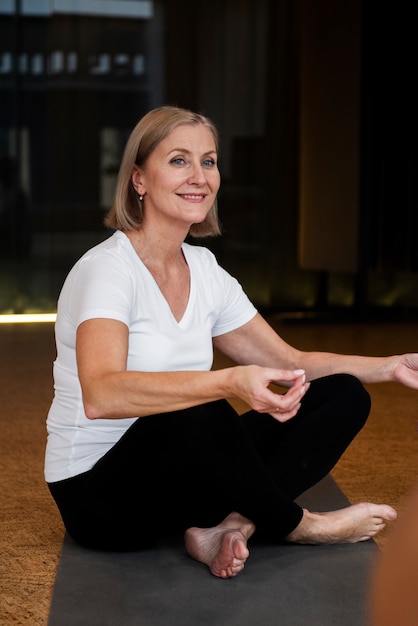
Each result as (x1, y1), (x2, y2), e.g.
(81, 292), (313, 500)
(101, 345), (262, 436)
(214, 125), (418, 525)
(213, 313), (418, 389)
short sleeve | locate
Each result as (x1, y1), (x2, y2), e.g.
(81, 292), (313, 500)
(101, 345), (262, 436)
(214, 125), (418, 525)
(63, 248), (135, 329)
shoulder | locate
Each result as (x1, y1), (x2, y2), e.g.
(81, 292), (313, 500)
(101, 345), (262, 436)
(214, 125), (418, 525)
(182, 242), (220, 269)
(62, 232), (136, 294)
(80, 230), (129, 262)
(72, 231), (137, 276)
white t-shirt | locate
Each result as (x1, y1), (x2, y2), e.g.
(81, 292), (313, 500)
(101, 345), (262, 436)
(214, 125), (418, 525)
(45, 231), (257, 482)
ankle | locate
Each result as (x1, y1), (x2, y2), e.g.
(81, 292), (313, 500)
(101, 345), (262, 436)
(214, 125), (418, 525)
(223, 512), (256, 540)
(286, 509), (319, 543)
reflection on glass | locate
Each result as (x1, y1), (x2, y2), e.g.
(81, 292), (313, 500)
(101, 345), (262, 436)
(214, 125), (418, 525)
(0, 1), (158, 314)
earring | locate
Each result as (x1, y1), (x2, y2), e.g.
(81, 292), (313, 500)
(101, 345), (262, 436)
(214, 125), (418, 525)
(139, 194), (143, 201)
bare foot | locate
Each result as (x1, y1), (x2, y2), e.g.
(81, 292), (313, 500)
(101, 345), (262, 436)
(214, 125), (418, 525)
(286, 502), (397, 545)
(184, 512), (255, 578)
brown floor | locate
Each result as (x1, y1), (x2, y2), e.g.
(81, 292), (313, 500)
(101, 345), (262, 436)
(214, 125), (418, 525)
(1, 319), (418, 625)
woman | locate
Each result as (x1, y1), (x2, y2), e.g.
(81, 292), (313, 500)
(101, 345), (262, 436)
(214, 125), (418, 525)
(46, 105), (416, 579)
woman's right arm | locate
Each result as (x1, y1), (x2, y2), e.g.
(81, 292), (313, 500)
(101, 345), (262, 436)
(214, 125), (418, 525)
(76, 318), (307, 421)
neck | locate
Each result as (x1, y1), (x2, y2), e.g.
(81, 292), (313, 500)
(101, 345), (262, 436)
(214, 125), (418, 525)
(124, 226), (186, 269)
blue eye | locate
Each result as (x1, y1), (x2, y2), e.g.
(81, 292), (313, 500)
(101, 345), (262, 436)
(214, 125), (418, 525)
(171, 157), (186, 166)
(203, 158), (216, 168)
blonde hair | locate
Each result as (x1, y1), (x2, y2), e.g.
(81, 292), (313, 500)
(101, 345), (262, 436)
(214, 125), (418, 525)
(104, 105), (221, 237)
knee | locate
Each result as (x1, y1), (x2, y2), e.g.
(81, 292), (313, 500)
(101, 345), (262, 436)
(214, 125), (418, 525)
(328, 373), (371, 427)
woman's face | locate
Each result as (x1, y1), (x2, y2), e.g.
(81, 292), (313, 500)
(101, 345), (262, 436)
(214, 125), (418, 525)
(132, 123), (220, 232)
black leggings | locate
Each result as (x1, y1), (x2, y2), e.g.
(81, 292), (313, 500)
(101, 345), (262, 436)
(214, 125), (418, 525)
(48, 373), (370, 551)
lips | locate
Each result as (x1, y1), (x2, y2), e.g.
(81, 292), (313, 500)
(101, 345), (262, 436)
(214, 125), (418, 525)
(177, 194), (206, 201)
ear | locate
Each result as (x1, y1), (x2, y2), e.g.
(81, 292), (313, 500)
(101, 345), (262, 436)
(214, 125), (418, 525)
(131, 166), (145, 195)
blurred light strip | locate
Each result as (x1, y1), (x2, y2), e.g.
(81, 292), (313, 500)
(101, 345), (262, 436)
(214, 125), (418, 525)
(0, 0), (154, 18)
(0, 313), (56, 324)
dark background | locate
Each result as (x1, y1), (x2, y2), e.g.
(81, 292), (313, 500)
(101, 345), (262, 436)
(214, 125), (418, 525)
(0, 0), (416, 318)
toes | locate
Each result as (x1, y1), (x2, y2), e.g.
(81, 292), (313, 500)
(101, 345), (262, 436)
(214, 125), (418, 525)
(232, 561), (245, 573)
(221, 559), (245, 578)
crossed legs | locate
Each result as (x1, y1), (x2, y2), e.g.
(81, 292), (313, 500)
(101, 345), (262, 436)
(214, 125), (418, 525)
(184, 374), (397, 577)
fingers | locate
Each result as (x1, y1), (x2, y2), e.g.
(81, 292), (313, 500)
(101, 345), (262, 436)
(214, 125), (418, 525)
(264, 373), (310, 421)
(270, 368), (307, 387)
(237, 365), (310, 419)
(270, 402), (302, 422)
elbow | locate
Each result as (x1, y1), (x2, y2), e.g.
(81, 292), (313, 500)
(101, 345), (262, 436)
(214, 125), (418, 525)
(83, 397), (103, 420)
(80, 376), (115, 419)
(82, 388), (129, 420)
(82, 388), (107, 420)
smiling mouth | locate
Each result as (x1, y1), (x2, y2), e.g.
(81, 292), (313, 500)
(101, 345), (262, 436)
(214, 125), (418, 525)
(177, 193), (206, 201)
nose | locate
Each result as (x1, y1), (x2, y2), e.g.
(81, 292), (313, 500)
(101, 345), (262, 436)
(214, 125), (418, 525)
(187, 160), (206, 185)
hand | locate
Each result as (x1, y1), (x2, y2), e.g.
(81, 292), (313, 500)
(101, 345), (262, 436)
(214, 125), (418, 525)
(391, 353), (418, 389)
(231, 365), (310, 422)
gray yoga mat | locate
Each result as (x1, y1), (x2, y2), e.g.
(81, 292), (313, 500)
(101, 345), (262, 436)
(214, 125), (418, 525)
(48, 475), (378, 626)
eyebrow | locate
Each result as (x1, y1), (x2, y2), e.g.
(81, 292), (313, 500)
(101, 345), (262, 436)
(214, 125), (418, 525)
(167, 148), (217, 156)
